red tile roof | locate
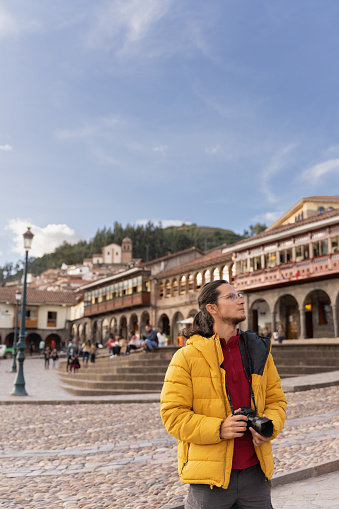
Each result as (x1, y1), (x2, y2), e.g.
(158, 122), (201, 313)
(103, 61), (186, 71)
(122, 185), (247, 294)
(0, 287), (77, 305)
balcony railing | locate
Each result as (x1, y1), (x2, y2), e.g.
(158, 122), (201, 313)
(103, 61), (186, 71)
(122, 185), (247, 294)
(234, 253), (339, 291)
(84, 291), (151, 316)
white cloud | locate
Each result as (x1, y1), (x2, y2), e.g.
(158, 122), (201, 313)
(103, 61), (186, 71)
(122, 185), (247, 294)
(0, 5), (39, 39)
(205, 145), (220, 155)
(253, 210), (285, 224)
(5, 219), (83, 259)
(87, 0), (171, 56)
(261, 143), (297, 203)
(300, 158), (339, 182)
(0, 144), (12, 151)
(136, 218), (192, 228)
(153, 145), (168, 153)
(55, 116), (120, 141)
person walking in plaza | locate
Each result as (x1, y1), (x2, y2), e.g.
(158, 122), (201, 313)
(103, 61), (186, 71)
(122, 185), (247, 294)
(82, 340), (91, 366)
(143, 324), (158, 352)
(44, 347), (51, 369)
(278, 324), (285, 344)
(39, 338), (45, 354)
(161, 280), (287, 509)
(90, 343), (96, 363)
(51, 348), (59, 368)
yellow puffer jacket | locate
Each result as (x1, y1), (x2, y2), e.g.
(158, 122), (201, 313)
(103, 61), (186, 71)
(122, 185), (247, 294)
(160, 330), (287, 489)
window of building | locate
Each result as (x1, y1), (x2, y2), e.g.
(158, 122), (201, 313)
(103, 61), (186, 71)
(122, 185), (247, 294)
(196, 272), (203, 290)
(236, 259), (248, 274)
(188, 274), (194, 292)
(295, 244), (310, 262)
(204, 270), (211, 284)
(179, 276), (186, 294)
(47, 311), (57, 327)
(279, 249), (292, 265)
(213, 268), (220, 280)
(172, 279), (178, 296)
(318, 206), (325, 214)
(250, 256), (262, 271)
(165, 280), (171, 297)
(319, 302), (329, 325)
(313, 240), (328, 257)
(265, 253), (277, 268)
(159, 282), (164, 298)
(331, 236), (339, 253)
(222, 265), (229, 281)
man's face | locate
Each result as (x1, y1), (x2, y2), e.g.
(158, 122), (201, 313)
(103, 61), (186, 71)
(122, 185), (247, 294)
(213, 283), (246, 326)
(145, 325), (151, 332)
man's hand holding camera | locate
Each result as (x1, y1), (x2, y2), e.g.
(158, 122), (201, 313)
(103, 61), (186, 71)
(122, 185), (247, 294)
(220, 408), (271, 446)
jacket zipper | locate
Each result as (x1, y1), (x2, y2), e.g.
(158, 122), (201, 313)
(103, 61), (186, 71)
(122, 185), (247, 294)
(180, 443), (190, 474)
(214, 339), (228, 488)
(253, 365), (267, 476)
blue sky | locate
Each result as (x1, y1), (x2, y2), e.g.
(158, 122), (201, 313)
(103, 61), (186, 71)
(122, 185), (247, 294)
(1, 0), (339, 264)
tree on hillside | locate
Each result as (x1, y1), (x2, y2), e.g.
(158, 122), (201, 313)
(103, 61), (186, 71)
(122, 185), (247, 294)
(243, 223), (267, 238)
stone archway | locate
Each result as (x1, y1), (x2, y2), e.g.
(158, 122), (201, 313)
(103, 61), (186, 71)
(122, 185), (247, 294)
(140, 311), (150, 336)
(45, 333), (61, 350)
(5, 332), (14, 348)
(129, 313), (139, 334)
(303, 289), (333, 338)
(158, 314), (170, 335)
(172, 311), (184, 342)
(26, 333), (42, 354)
(249, 299), (271, 336)
(275, 294), (299, 340)
(119, 316), (128, 339)
(110, 317), (117, 336)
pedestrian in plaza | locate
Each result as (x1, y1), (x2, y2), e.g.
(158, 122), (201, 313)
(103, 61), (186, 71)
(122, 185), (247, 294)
(142, 324), (158, 352)
(39, 338), (45, 354)
(278, 324), (285, 344)
(44, 347), (51, 369)
(161, 280), (287, 509)
(50, 338), (56, 350)
(51, 348), (59, 368)
(124, 331), (141, 355)
(107, 335), (115, 355)
(90, 343), (96, 363)
(82, 340), (91, 366)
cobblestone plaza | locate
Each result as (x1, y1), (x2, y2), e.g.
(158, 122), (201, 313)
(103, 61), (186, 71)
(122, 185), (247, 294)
(0, 358), (338, 508)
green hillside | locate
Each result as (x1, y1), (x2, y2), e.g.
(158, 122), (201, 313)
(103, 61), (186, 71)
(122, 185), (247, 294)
(1, 221), (248, 282)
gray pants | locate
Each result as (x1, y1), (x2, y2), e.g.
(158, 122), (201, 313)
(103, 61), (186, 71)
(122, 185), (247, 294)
(185, 464), (273, 509)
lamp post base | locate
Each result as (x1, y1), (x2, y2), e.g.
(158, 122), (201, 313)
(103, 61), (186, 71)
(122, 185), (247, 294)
(11, 350), (28, 396)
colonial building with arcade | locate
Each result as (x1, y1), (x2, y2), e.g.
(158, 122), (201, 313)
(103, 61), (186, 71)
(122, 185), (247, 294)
(72, 196), (339, 343)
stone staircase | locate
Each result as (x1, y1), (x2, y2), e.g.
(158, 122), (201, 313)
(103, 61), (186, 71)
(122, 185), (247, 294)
(271, 343), (339, 377)
(58, 343), (339, 397)
(58, 347), (177, 397)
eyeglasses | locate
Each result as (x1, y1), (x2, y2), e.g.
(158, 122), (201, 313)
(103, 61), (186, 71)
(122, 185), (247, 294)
(218, 292), (243, 301)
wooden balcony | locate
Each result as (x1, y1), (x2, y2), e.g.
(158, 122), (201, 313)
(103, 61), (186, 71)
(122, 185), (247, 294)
(16, 318), (38, 329)
(234, 253), (339, 291)
(84, 291), (151, 317)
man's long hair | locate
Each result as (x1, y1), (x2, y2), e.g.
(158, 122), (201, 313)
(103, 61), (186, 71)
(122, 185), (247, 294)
(182, 279), (227, 339)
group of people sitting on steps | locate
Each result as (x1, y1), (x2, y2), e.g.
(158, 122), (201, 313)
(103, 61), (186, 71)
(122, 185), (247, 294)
(107, 324), (166, 357)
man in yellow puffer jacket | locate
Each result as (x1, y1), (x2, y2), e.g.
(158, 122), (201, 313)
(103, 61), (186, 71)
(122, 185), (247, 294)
(161, 280), (287, 509)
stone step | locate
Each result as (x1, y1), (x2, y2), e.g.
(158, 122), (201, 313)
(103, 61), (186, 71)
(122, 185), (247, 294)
(275, 358), (339, 367)
(276, 365), (338, 375)
(59, 372), (165, 382)
(59, 384), (159, 397)
(59, 377), (163, 391)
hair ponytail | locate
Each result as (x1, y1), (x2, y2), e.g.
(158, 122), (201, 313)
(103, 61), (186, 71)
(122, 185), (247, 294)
(182, 279), (227, 339)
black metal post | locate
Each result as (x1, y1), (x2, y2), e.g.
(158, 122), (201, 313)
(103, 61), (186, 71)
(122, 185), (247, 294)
(12, 251), (29, 395)
(10, 298), (20, 373)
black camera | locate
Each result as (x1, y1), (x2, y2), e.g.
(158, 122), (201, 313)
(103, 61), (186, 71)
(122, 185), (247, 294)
(237, 407), (273, 438)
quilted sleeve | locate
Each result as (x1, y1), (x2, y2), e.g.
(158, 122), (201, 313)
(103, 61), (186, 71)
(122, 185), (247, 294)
(160, 348), (223, 445)
(264, 353), (287, 440)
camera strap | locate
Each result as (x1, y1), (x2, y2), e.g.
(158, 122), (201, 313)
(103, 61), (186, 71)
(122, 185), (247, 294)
(224, 337), (258, 415)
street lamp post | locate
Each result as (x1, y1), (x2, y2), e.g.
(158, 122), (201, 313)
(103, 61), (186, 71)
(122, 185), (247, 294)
(10, 289), (22, 373)
(11, 227), (34, 396)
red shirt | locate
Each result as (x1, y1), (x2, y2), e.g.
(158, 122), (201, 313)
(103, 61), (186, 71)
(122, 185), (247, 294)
(219, 332), (259, 470)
